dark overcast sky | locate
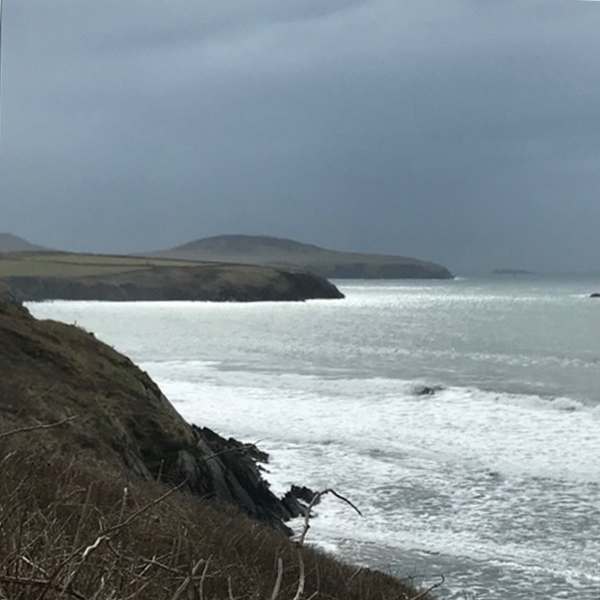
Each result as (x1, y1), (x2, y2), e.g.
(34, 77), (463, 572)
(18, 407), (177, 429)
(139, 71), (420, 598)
(1, 0), (599, 273)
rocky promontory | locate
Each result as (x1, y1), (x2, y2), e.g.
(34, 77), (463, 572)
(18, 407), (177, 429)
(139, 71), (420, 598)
(0, 297), (306, 530)
(4, 262), (344, 302)
(0, 297), (424, 599)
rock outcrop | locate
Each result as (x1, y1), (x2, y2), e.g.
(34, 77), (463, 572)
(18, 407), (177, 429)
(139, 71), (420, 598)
(0, 299), (307, 532)
(414, 385), (444, 397)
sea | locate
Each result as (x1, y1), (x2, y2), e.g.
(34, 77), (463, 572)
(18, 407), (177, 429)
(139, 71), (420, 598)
(28, 276), (600, 600)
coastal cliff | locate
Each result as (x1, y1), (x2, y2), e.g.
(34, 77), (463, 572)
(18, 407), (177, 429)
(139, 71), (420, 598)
(0, 295), (423, 599)
(3, 262), (344, 302)
(0, 297), (301, 528)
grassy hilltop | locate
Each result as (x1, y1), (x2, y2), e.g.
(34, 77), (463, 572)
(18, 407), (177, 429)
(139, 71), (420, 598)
(155, 234), (454, 279)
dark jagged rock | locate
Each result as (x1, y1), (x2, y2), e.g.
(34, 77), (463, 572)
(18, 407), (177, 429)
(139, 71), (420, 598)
(4, 263), (344, 302)
(591, 293), (600, 298)
(414, 385), (444, 397)
(0, 299), (303, 532)
(289, 485), (318, 505)
(281, 485), (319, 519)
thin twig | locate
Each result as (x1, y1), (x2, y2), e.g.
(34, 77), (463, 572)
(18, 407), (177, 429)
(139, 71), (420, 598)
(408, 574), (445, 600)
(0, 417), (77, 441)
(298, 489), (362, 546)
(35, 479), (187, 600)
(348, 566), (362, 585)
(169, 556), (209, 600)
(0, 576), (85, 600)
(269, 557), (284, 600)
(18, 555), (48, 577)
(199, 558), (210, 600)
(227, 576), (236, 600)
(292, 550), (305, 600)
(101, 479), (188, 537)
(123, 579), (152, 600)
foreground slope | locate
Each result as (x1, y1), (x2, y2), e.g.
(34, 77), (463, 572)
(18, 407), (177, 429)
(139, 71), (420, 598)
(0, 293), (293, 526)
(0, 294), (425, 599)
(0, 251), (344, 301)
(156, 234), (454, 279)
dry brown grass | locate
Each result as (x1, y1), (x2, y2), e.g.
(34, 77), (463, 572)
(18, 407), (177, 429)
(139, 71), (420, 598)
(0, 438), (432, 600)
(0, 302), (435, 598)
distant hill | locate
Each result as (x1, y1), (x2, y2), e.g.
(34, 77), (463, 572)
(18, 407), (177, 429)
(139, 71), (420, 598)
(154, 235), (453, 279)
(0, 233), (46, 253)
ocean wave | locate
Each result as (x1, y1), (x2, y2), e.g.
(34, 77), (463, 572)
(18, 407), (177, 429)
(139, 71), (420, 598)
(149, 356), (597, 417)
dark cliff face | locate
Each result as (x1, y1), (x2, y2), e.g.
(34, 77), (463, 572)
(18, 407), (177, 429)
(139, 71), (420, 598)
(0, 300), (302, 531)
(0, 283), (16, 304)
(4, 263), (344, 303)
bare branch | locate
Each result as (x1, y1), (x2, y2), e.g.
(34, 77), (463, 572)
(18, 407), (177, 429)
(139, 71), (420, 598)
(169, 556), (209, 600)
(0, 576), (85, 600)
(101, 479), (188, 537)
(0, 417), (77, 441)
(269, 557), (284, 600)
(35, 479), (188, 600)
(227, 576), (236, 600)
(408, 574), (446, 600)
(199, 557), (210, 600)
(292, 550), (305, 600)
(81, 535), (110, 561)
(297, 489), (362, 546)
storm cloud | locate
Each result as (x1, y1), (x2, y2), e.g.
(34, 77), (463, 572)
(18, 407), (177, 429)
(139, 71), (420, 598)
(1, 0), (599, 272)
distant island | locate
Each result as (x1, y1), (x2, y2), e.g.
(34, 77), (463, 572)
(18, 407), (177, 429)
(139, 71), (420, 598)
(492, 269), (535, 276)
(153, 234), (454, 279)
(0, 236), (343, 302)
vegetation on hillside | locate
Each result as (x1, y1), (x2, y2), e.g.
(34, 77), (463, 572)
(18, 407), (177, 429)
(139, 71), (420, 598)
(0, 435), (432, 599)
(0, 298), (434, 599)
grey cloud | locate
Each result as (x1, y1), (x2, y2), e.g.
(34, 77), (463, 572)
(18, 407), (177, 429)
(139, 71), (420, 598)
(1, 0), (600, 272)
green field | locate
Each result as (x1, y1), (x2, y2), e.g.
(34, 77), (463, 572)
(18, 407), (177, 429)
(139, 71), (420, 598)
(0, 250), (344, 302)
(0, 252), (202, 279)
